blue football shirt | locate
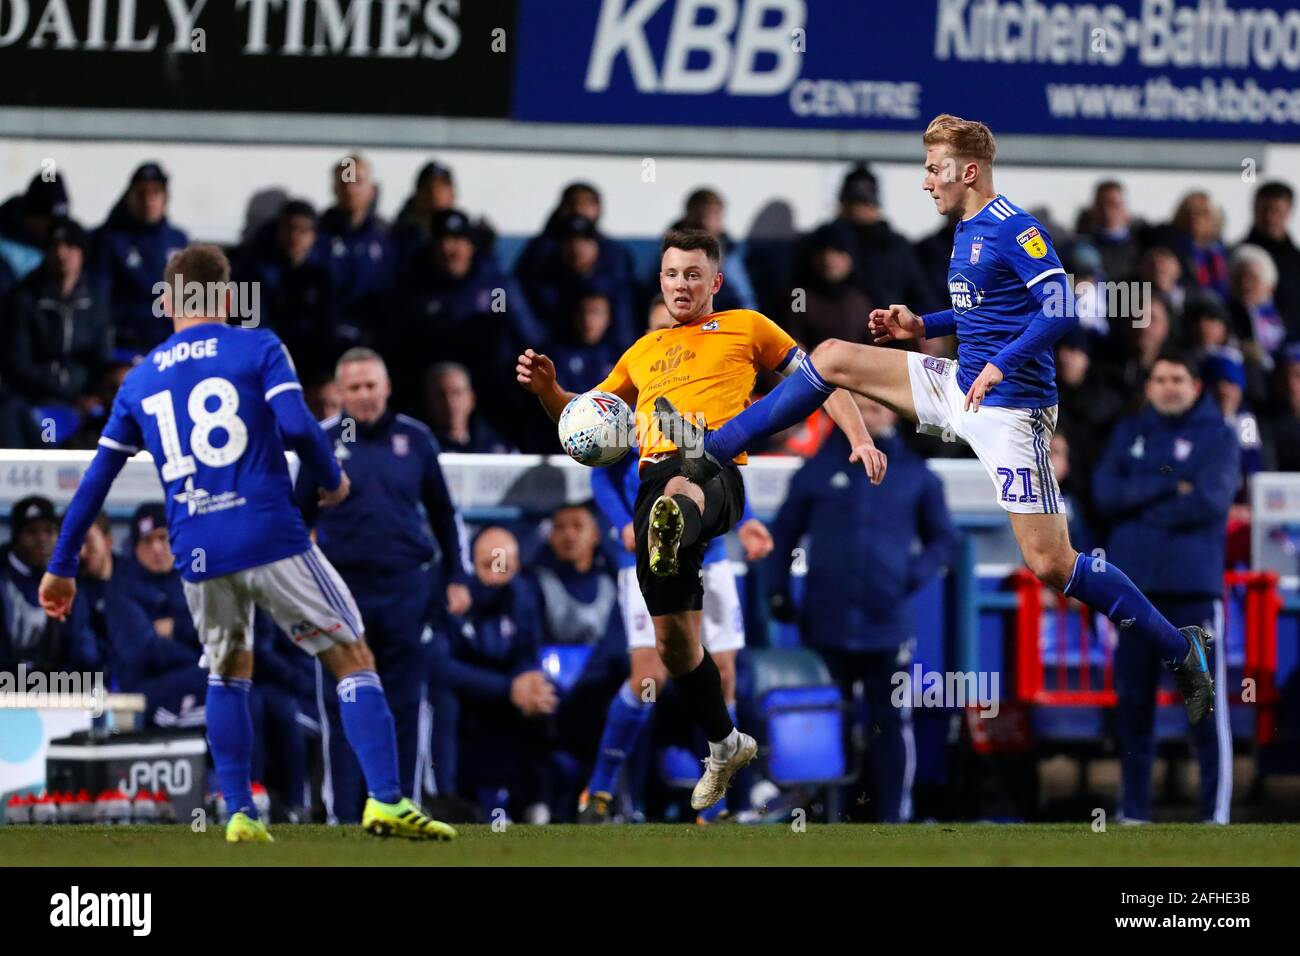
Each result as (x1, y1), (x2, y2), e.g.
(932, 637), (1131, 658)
(99, 323), (314, 581)
(944, 195), (1067, 409)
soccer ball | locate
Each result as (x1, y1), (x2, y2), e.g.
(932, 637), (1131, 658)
(558, 391), (633, 467)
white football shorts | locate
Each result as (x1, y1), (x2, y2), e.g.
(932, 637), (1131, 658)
(906, 351), (1062, 515)
(618, 561), (745, 654)
(183, 543), (363, 673)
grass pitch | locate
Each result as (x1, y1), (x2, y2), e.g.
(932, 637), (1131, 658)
(2, 822), (1299, 866)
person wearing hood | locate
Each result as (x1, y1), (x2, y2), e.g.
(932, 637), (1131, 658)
(315, 153), (397, 343)
(518, 211), (637, 350)
(89, 162), (189, 355)
(104, 503), (208, 728)
(233, 199), (340, 384)
(2, 217), (111, 412)
(294, 347), (472, 822)
(1092, 350), (1237, 824)
(807, 163), (938, 315)
(767, 395), (957, 822)
(390, 208), (547, 442)
(0, 171), (70, 285)
(783, 224), (873, 350)
(0, 496), (100, 674)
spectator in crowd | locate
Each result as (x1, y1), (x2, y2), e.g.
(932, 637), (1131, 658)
(0, 385), (40, 449)
(438, 526), (556, 821)
(294, 347), (472, 821)
(1164, 191), (1230, 302)
(0, 171), (70, 285)
(518, 212), (636, 350)
(783, 224), (873, 350)
(233, 199), (341, 384)
(1054, 328), (1125, 480)
(768, 395), (957, 822)
(546, 288), (622, 393)
(2, 218), (111, 414)
(304, 373), (342, 422)
(1062, 241), (1111, 340)
(1264, 344), (1300, 471)
(76, 512), (116, 675)
(514, 181), (636, 295)
(1077, 180), (1144, 282)
(1101, 294), (1174, 406)
(0, 496), (99, 673)
(1227, 243), (1288, 366)
(1200, 348), (1263, 490)
(422, 362), (515, 455)
(1092, 350), (1236, 824)
(1240, 181), (1300, 338)
(1184, 292), (1269, 411)
(110, 503), (206, 728)
(390, 208), (546, 441)
(393, 160), (456, 260)
(661, 189), (757, 313)
(913, 209), (961, 315)
(810, 163), (937, 315)
(1136, 245), (1186, 320)
(1051, 428), (1097, 556)
(531, 504), (619, 648)
(62, 359), (134, 451)
(90, 162), (189, 354)
(315, 153), (396, 343)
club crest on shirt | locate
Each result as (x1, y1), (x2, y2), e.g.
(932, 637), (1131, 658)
(1016, 226), (1047, 259)
(969, 242), (982, 264)
(392, 433), (410, 457)
(1174, 437), (1193, 460)
(702, 320), (719, 331)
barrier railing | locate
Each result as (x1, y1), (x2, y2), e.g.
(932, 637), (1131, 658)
(1011, 569), (1281, 742)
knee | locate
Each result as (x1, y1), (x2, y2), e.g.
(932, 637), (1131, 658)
(631, 662), (668, 704)
(213, 647), (253, 680)
(1025, 547), (1076, 591)
(655, 632), (696, 677)
(327, 639), (376, 678)
(810, 338), (848, 374)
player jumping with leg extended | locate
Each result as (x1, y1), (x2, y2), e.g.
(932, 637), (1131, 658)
(38, 245), (456, 842)
(657, 115), (1216, 725)
(518, 229), (885, 810)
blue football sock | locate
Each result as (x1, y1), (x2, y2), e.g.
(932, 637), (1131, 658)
(588, 682), (652, 796)
(698, 703), (738, 822)
(336, 670), (402, 804)
(206, 676), (257, 820)
(705, 358), (834, 462)
(1063, 553), (1188, 664)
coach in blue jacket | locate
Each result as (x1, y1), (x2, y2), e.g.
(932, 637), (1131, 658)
(768, 396), (957, 822)
(295, 346), (472, 823)
(1093, 350), (1238, 825)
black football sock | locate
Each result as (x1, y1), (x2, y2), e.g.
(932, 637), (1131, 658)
(673, 648), (735, 743)
(672, 493), (703, 547)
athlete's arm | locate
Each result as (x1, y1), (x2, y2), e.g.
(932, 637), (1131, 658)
(822, 387), (887, 485)
(270, 388), (345, 499)
(40, 445), (131, 620)
(868, 304), (930, 342)
(516, 349), (577, 422)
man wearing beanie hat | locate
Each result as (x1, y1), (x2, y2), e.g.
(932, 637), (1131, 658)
(2, 216), (111, 411)
(90, 162), (189, 355)
(0, 170), (70, 283)
(802, 162), (938, 314)
(0, 496), (98, 673)
(1093, 350), (1238, 823)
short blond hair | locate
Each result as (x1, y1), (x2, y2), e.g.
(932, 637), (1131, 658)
(923, 114), (996, 164)
(164, 244), (230, 289)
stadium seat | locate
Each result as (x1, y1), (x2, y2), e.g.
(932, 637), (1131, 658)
(539, 644), (595, 695)
(761, 685), (850, 785)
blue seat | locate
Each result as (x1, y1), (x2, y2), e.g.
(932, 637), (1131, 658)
(538, 644), (594, 695)
(761, 685), (849, 785)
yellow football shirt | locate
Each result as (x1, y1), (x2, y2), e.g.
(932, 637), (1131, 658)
(594, 309), (798, 464)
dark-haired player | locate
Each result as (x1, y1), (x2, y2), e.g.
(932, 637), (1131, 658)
(517, 229), (884, 810)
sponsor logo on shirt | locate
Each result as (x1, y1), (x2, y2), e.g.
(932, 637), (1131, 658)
(173, 476), (245, 516)
(1015, 226), (1048, 259)
(649, 343), (695, 374)
(947, 274), (982, 313)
